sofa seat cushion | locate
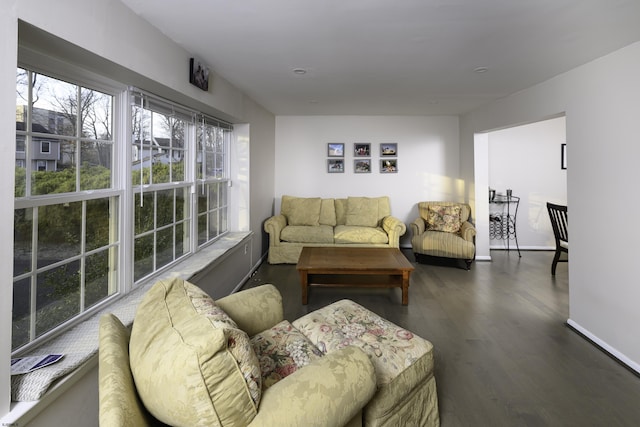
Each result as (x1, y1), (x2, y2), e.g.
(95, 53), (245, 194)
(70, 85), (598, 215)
(293, 299), (437, 426)
(250, 320), (324, 390)
(129, 278), (261, 427)
(281, 225), (334, 243)
(412, 229), (475, 259)
(334, 225), (389, 244)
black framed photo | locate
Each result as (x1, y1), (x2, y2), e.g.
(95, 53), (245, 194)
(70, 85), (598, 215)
(380, 159), (398, 173)
(327, 159), (344, 173)
(380, 143), (397, 156)
(354, 159), (371, 173)
(327, 143), (345, 157)
(561, 143), (567, 169)
(354, 143), (371, 157)
(189, 57), (210, 91)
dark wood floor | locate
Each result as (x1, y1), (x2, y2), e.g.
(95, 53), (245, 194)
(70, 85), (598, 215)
(244, 249), (640, 426)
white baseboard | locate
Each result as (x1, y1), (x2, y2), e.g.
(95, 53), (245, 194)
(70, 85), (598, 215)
(566, 319), (640, 375)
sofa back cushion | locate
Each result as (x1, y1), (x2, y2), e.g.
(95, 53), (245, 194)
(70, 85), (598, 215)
(129, 278), (261, 427)
(343, 196), (391, 227)
(319, 198), (337, 226)
(281, 196), (322, 226)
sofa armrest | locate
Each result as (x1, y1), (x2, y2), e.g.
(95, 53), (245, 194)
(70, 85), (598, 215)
(410, 217), (426, 237)
(216, 285), (284, 337)
(460, 221), (476, 242)
(249, 346), (376, 427)
(382, 216), (407, 248)
(264, 215), (287, 248)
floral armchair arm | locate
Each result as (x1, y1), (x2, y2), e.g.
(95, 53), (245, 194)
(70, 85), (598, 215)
(263, 215), (287, 248)
(249, 346), (376, 427)
(382, 216), (407, 248)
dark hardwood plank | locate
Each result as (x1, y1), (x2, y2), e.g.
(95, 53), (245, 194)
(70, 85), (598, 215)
(243, 250), (640, 426)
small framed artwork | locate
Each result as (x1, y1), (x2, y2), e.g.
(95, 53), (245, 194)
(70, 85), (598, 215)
(327, 159), (345, 173)
(189, 57), (210, 91)
(380, 159), (398, 173)
(354, 159), (371, 173)
(327, 143), (344, 157)
(380, 143), (397, 156)
(561, 143), (567, 170)
(354, 143), (371, 157)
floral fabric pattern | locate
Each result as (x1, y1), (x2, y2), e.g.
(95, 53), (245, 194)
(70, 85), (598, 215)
(425, 204), (462, 233)
(292, 299), (433, 385)
(250, 320), (324, 390)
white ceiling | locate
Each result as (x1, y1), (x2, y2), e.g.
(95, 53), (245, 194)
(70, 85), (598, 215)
(120, 0), (640, 116)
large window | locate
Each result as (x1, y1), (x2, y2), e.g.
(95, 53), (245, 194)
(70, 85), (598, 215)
(13, 69), (232, 353)
(14, 68), (118, 351)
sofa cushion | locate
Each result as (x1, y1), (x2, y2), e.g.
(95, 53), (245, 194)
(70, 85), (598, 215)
(281, 224), (334, 243)
(425, 204), (462, 233)
(129, 278), (261, 427)
(334, 225), (389, 244)
(281, 196), (322, 226)
(250, 320), (324, 390)
(346, 197), (379, 227)
(319, 198), (337, 226)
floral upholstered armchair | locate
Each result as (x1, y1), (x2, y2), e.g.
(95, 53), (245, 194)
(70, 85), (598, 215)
(411, 201), (476, 269)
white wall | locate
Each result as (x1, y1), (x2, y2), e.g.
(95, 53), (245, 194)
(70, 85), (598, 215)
(488, 117), (567, 249)
(2, 0), (276, 423)
(461, 41), (640, 372)
(275, 115), (462, 246)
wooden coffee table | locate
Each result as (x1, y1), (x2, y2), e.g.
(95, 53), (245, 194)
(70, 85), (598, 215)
(296, 247), (415, 305)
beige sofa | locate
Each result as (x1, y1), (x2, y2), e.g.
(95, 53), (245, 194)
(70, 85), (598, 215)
(264, 195), (406, 264)
(99, 279), (440, 426)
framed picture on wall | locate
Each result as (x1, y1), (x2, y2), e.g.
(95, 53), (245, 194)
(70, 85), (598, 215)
(354, 143), (371, 157)
(380, 159), (397, 173)
(380, 143), (397, 156)
(561, 143), (567, 169)
(328, 143), (345, 157)
(327, 159), (345, 173)
(354, 159), (371, 173)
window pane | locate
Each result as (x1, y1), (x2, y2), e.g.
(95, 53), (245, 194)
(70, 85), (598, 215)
(81, 88), (112, 140)
(156, 227), (173, 269)
(209, 210), (219, 238)
(132, 106), (151, 186)
(175, 222), (187, 258)
(38, 202), (82, 268)
(172, 149), (185, 181)
(14, 208), (32, 275)
(85, 249), (113, 308)
(31, 138), (76, 195)
(12, 278), (31, 350)
(198, 213), (207, 246)
(80, 141), (112, 190)
(86, 197), (113, 251)
(134, 193), (154, 234)
(176, 187), (188, 221)
(134, 234), (154, 282)
(36, 260), (81, 337)
(32, 73), (78, 137)
(157, 189), (174, 228)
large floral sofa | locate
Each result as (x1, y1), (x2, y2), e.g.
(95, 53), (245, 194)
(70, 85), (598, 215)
(99, 278), (440, 426)
(264, 195), (406, 264)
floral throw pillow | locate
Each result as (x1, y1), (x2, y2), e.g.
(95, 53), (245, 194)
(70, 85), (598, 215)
(426, 204), (461, 233)
(250, 320), (324, 390)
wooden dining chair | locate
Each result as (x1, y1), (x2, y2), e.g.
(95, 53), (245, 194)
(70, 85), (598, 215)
(546, 202), (568, 275)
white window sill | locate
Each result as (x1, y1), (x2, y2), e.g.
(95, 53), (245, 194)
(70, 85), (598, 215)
(1, 231), (252, 426)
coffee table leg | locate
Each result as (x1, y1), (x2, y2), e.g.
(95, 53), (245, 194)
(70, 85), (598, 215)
(402, 271), (410, 305)
(300, 271), (309, 304)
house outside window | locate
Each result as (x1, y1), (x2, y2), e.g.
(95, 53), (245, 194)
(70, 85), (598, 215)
(13, 67), (232, 353)
(14, 67), (117, 351)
